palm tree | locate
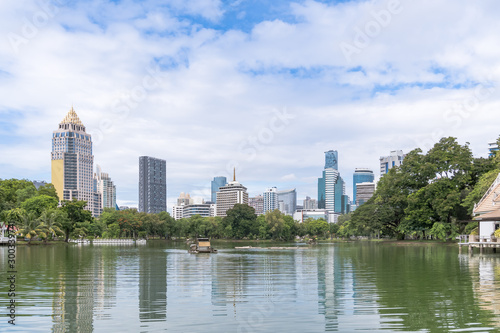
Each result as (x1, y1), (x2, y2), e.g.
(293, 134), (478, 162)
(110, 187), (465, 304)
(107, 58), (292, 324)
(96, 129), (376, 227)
(38, 210), (64, 242)
(16, 211), (46, 244)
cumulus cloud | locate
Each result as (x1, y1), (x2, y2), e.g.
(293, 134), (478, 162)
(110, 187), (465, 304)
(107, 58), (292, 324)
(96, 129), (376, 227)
(1, 0), (499, 210)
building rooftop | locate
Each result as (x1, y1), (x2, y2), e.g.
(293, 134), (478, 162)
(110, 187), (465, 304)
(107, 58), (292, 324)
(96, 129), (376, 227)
(60, 106), (84, 126)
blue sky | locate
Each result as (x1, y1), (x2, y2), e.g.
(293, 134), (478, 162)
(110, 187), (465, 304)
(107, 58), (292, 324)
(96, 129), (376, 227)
(1, 0), (500, 210)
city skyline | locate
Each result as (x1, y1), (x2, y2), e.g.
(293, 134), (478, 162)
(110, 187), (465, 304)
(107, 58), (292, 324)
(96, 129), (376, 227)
(1, 1), (500, 212)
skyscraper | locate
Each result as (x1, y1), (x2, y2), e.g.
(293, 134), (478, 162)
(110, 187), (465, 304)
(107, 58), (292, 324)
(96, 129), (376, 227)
(303, 196), (318, 210)
(318, 150), (345, 213)
(51, 107), (95, 214)
(215, 169), (248, 217)
(353, 168), (374, 204)
(94, 164), (117, 216)
(211, 176), (227, 202)
(277, 188), (297, 215)
(263, 187), (278, 213)
(380, 150), (405, 175)
(356, 182), (375, 206)
(139, 156), (166, 214)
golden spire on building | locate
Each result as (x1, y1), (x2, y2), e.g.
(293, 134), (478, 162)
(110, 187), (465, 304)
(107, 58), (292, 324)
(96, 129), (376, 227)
(233, 167), (236, 182)
(60, 106), (84, 126)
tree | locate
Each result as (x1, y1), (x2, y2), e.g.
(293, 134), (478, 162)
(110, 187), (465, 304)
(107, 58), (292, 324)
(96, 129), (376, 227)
(222, 204), (258, 239)
(16, 211), (47, 244)
(37, 183), (59, 201)
(20, 195), (58, 218)
(60, 200), (93, 242)
(0, 179), (37, 212)
(37, 209), (64, 241)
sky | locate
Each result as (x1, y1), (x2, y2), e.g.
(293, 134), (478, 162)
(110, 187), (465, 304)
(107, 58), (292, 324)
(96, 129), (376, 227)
(1, 0), (500, 211)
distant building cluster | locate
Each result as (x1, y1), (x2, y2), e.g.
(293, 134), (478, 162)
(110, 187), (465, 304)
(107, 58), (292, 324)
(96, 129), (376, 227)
(49, 107), (421, 221)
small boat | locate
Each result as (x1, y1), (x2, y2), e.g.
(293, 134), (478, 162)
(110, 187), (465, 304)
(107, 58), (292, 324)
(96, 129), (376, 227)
(189, 238), (218, 254)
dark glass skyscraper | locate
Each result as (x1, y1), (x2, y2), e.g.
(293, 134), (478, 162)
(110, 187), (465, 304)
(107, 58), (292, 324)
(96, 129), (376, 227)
(139, 156), (166, 214)
(211, 176), (227, 203)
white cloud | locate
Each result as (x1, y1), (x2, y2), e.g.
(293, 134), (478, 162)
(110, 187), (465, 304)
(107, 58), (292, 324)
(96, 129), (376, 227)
(1, 0), (500, 210)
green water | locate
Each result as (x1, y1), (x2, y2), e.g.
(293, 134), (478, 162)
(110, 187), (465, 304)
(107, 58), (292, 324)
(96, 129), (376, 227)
(1, 241), (499, 332)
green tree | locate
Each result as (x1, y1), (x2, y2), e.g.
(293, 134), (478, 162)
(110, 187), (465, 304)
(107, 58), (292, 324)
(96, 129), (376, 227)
(222, 204), (258, 239)
(37, 183), (59, 201)
(20, 195), (58, 218)
(60, 199), (93, 242)
(16, 211), (47, 244)
(37, 209), (64, 241)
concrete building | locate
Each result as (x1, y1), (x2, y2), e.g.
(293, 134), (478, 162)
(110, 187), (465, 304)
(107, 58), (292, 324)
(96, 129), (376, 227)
(277, 188), (297, 216)
(380, 150), (405, 175)
(353, 168), (374, 205)
(215, 170), (248, 217)
(139, 156), (166, 214)
(263, 187), (278, 213)
(51, 107), (96, 215)
(303, 196), (318, 210)
(355, 182), (375, 206)
(94, 165), (116, 212)
(293, 209), (339, 224)
(249, 195), (264, 215)
(177, 192), (193, 206)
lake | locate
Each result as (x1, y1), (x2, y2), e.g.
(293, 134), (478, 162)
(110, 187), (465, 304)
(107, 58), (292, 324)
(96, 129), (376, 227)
(1, 241), (500, 332)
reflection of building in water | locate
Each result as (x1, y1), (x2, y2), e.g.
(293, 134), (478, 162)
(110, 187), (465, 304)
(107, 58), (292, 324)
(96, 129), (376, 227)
(316, 246), (380, 331)
(52, 247), (118, 332)
(139, 249), (167, 321)
(317, 246), (342, 331)
(468, 256), (500, 328)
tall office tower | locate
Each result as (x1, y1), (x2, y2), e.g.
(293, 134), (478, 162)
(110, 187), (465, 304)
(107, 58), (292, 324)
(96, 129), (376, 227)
(139, 156), (166, 214)
(263, 187), (278, 213)
(249, 195), (264, 215)
(94, 165), (117, 215)
(277, 188), (297, 215)
(380, 150), (405, 175)
(211, 176), (227, 203)
(353, 168), (374, 204)
(51, 107), (95, 215)
(318, 150), (344, 213)
(356, 182), (375, 206)
(215, 169), (248, 217)
(303, 196), (318, 210)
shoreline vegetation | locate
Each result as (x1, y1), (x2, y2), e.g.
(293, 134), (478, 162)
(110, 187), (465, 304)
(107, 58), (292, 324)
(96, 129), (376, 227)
(1, 136), (499, 245)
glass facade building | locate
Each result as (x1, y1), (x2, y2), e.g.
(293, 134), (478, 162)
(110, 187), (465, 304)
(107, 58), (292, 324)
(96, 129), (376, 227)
(211, 176), (227, 203)
(277, 188), (297, 215)
(318, 150), (345, 214)
(139, 156), (167, 214)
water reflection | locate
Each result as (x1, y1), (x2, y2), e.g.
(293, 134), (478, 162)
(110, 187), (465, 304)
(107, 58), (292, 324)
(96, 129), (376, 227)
(139, 246), (167, 322)
(2, 242), (500, 332)
(464, 255), (500, 329)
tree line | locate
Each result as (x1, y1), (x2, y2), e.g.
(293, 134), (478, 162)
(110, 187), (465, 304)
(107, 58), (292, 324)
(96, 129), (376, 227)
(0, 180), (333, 242)
(338, 136), (500, 240)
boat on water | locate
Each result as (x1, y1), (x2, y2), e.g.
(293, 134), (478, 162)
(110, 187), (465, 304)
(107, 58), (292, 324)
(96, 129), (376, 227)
(188, 238), (218, 254)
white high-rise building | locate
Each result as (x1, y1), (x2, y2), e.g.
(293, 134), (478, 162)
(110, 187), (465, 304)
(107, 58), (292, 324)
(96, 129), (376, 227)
(216, 170), (248, 217)
(94, 165), (117, 216)
(380, 150), (405, 175)
(263, 187), (278, 213)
